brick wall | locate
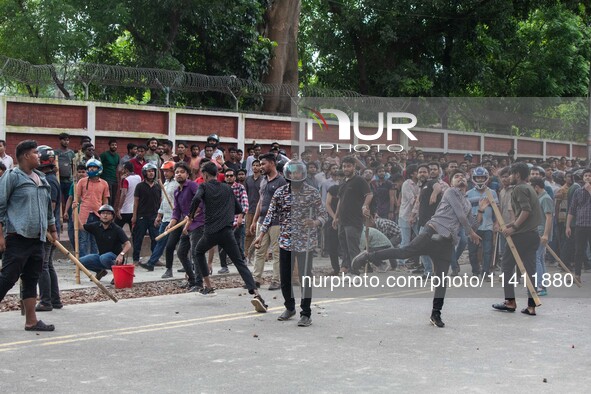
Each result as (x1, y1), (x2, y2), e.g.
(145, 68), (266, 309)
(7, 102), (86, 129)
(96, 107), (167, 134)
(1, 98), (585, 162)
(177, 114), (237, 138)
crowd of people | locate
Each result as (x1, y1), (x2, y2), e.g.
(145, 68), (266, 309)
(0, 133), (590, 330)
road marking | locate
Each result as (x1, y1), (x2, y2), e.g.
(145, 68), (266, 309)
(0, 288), (430, 351)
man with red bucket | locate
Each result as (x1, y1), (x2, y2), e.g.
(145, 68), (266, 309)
(79, 204), (132, 283)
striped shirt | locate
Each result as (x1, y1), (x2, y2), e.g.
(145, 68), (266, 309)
(569, 187), (591, 227)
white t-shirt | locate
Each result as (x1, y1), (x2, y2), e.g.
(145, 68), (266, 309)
(1, 154), (14, 170)
(120, 174), (141, 214)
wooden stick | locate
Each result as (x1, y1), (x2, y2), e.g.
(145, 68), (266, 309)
(155, 218), (188, 241)
(158, 178), (174, 211)
(491, 231), (499, 270)
(46, 233), (118, 303)
(485, 189), (541, 306)
(545, 244), (583, 288)
(73, 186), (81, 284)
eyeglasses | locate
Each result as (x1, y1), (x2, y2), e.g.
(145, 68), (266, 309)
(226, 174), (235, 177)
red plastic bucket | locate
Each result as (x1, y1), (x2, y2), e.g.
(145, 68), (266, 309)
(112, 265), (135, 288)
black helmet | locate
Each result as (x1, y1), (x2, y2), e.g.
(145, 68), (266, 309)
(207, 133), (220, 144)
(97, 204), (115, 214)
(37, 145), (56, 169)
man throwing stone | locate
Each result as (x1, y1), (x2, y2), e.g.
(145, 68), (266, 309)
(351, 170), (485, 328)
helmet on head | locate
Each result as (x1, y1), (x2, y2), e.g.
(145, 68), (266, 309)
(85, 158), (103, 177)
(37, 145), (56, 169)
(142, 163), (158, 179)
(98, 204), (115, 215)
(207, 133), (220, 144)
(552, 171), (565, 184)
(472, 167), (489, 190)
(161, 160), (175, 171)
(573, 169), (584, 183)
(283, 160), (307, 182)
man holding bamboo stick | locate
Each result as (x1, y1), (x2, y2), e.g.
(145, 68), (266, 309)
(493, 162), (541, 316)
(0, 140), (58, 331)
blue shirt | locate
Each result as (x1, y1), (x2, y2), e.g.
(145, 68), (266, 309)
(0, 168), (55, 241)
(466, 187), (498, 231)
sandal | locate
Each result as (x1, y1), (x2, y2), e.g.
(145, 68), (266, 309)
(521, 308), (536, 316)
(492, 302), (516, 312)
(25, 320), (55, 331)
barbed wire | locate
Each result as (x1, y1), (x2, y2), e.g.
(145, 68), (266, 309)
(0, 55), (363, 101)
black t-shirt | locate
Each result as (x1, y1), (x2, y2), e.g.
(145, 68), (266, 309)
(83, 221), (129, 255)
(327, 184), (340, 215)
(134, 181), (161, 217)
(418, 180), (441, 227)
(337, 175), (370, 227)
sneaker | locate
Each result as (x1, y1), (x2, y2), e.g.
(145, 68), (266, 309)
(217, 267), (230, 274)
(430, 311), (445, 328)
(198, 287), (217, 297)
(139, 263), (154, 272)
(179, 281), (194, 289)
(268, 281), (281, 291)
(351, 251), (369, 271)
(52, 303), (64, 309)
(188, 285), (203, 292)
(96, 270), (108, 281)
(277, 309), (296, 321)
(251, 295), (268, 313)
(35, 303), (53, 312)
(537, 289), (548, 296)
(161, 269), (173, 279)
(297, 315), (312, 327)
(177, 268), (186, 273)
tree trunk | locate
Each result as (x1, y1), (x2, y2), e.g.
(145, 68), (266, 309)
(261, 0), (301, 114)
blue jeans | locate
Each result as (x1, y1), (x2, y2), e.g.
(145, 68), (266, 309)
(80, 252), (117, 273)
(398, 217), (418, 265)
(79, 213), (99, 257)
(419, 226), (433, 274)
(146, 221), (169, 266)
(451, 227), (467, 273)
(535, 241), (547, 290)
(468, 230), (493, 275)
(132, 214), (158, 262)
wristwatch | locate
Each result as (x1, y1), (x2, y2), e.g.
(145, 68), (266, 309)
(119, 252), (125, 256)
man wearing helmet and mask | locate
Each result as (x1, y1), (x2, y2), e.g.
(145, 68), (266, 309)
(140, 161), (178, 271)
(254, 160), (327, 326)
(35, 146), (64, 311)
(466, 167), (498, 278)
(79, 204), (131, 281)
(131, 163), (161, 265)
(75, 159), (110, 257)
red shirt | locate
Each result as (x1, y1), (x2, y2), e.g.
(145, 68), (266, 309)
(129, 157), (146, 179)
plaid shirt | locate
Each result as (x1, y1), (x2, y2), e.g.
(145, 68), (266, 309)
(260, 183), (327, 252)
(230, 182), (249, 226)
(569, 187), (591, 227)
(374, 217), (401, 241)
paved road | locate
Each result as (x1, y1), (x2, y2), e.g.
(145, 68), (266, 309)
(1, 278), (590, 393)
